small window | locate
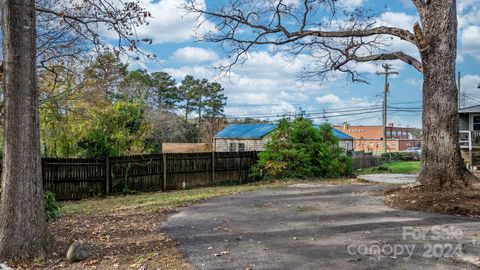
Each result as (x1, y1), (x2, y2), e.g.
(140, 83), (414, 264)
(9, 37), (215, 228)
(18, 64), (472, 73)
(238, 143), (246, 152)
(473, 116), (480, 131)
(229, 142), (237, 152)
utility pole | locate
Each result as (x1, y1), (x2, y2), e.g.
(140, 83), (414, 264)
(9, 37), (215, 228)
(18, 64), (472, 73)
(377, 64), (398, 154)
(457, 71), (462, 109)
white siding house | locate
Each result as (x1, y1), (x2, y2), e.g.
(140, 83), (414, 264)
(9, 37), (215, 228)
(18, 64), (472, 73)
(214, 123), (354, 152)
(214, 124), (277, 152)
(459, 105), (480, 168)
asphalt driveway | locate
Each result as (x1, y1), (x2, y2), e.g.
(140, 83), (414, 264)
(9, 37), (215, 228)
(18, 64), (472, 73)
(163, 184), (480, 270)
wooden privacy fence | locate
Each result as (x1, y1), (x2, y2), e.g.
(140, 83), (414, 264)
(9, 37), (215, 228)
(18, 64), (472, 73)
(42, 151), (258, 200)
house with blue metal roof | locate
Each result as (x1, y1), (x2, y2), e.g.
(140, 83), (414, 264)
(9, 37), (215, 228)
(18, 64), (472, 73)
(214, 123), (354, 152)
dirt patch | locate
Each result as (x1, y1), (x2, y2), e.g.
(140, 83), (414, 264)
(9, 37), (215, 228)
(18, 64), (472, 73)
(9, 210), (190, 270)
(384, 182), (480, 217)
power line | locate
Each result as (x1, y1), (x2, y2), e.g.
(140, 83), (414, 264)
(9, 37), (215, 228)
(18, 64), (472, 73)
(225, 106), (421, 120)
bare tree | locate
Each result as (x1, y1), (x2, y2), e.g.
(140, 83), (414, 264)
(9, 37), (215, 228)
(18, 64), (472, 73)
(0, 0), (153, 260)
(188, 0), (474, 189)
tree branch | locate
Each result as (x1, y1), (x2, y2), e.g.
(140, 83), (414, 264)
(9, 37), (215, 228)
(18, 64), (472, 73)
(350, 52), (423, 73)
(195, 7), (418, 46)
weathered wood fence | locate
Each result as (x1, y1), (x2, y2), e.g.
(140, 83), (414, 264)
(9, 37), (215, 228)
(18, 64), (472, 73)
(41, 152), (258, 200)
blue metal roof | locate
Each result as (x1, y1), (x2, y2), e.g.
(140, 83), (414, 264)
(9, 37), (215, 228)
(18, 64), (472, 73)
(332, 128), (354, 140)
(215, 124), (278, 139)
(215, 123), (354, 140)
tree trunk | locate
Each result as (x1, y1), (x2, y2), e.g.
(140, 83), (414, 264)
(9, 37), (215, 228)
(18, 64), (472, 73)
(418, 0), (473, 188)
(0, 0), (52, 259)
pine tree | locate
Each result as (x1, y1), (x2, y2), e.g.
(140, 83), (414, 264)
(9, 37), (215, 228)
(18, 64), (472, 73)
(85, 52), (128, 101)
(204, 81), (227, 118)
(120, 69), (152, 101)
(150, 72), (179, 111)
(179, 75), (200, 121)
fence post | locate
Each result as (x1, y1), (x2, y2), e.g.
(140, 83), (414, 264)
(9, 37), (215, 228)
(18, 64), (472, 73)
(211, 151), (215, 185)
(163, 153), (167, 192)
(105, 155), (110, 196)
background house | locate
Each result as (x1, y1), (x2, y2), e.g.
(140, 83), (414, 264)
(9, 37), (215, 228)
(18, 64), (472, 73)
(162, 143), (212, 153)
(214, 123), (354, 152)
(334, 124), (421, 153)
(459, 105), (480, 168)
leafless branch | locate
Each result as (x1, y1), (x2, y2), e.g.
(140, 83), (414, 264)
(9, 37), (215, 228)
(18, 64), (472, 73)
(186, 0), (423, 82)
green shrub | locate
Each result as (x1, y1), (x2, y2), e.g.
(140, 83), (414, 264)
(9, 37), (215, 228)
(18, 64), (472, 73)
(43, 191), (60, 221)
(252, 117), (353, 179)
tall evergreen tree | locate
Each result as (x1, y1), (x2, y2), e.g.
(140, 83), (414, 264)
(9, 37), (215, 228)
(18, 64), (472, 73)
(150, 72), (179, 111)
(191, 78), (209, 123)
(85, 52), (128, 101)
(179, 75), (200, 121)
(204, 82), (227, 118)
(120, 69), (152, 101)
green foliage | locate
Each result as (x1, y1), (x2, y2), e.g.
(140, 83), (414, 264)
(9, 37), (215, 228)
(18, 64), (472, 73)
(43, 191), (60, 221)
(179, 75), (227, 121)
(150, 71), (179, 111)
(85, 52), (128, 101)
(78, 101), (146, 158)
(253, 117), (353, 179)
(38, 53), (228, 158)
(204, 82), (227, 118)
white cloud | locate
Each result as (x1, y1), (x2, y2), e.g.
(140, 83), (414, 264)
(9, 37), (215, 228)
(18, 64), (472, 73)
(404, 78), (423, 87)
(172, 47), (219, 63)
(460, 74), (480, 107)
(132, 0), (215, 44)
(461, 25), (480, 61)
(163, 51), (328, 119)
(337, 0), (364, 11)
(312, 94), (383, 125)
(316, 94), (341, 105)
(377, 12), (417, 30)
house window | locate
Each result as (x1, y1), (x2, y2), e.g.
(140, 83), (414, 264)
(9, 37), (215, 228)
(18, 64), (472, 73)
(473, 116), (480, 130)
(238, 143), (246, 152)
(229, 142), (237, 152)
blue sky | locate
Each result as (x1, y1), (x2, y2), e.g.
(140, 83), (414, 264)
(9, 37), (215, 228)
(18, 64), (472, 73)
(117, 0), (480, 128)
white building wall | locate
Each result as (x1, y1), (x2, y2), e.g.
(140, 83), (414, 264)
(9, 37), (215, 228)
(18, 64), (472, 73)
(215, 137), (353, 152)
(214, 137), (270, 152)
(338, 139), (354, 151)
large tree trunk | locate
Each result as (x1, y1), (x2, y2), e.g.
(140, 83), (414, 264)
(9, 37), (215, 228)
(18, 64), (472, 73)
(0, 0), (52, 259)
(418, 0), (473, 188)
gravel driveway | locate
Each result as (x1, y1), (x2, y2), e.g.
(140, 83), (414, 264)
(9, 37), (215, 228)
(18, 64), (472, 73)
(163, 184), (480, 270)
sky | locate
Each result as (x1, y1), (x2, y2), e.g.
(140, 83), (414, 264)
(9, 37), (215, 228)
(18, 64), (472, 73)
(113, 0), (480, 128)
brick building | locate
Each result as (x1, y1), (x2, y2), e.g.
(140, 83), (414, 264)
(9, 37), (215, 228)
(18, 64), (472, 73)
(333, 124), (421, 153)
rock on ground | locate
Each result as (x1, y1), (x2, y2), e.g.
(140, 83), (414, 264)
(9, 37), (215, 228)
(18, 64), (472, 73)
(66, 242), (91, 262)
(0, 263), (13, 270)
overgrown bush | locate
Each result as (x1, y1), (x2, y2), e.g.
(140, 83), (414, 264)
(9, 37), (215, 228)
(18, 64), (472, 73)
(252, 117), (353, 179)
(43, 191), (60, 221)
